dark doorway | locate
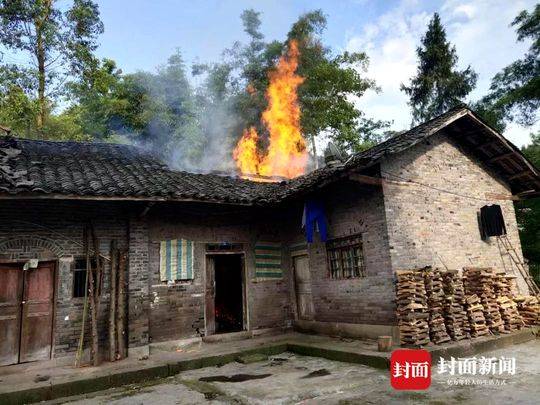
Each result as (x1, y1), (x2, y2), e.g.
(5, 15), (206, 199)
(213, 255), (244, 334)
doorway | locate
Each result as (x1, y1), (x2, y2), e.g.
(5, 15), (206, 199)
(205, 254), (245, 335)
(293, 255), (314, 320)
(0, 261), (56, 366)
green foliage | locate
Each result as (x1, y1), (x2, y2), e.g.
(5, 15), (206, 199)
(287, 11), (388, 153)
(479, 4), (539, 128)
(401, 13), (477, 125)
(193, 9), (388, 157)
(0, 0), (103, 135)
(516, 132), (540, 264)
(0, 7), (392, 167)
(0, 84), (38, 137)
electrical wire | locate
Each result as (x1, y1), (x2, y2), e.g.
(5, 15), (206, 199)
(381, 170), (495, 202)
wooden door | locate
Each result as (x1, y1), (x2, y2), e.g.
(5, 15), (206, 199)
(205, 257), (215, 335)
(0, 263), (23, 366)
(293, 255), (314, 320)
(19, 262), (55, 363)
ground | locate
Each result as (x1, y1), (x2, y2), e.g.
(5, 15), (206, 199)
(44, 340), (539, 405)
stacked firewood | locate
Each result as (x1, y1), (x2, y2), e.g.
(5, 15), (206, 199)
(514, 295), (540, 326)
(442, 270), (470, 340)
(423, 267), (451, 344)
(496, 296), (523, 332)
(465, 294), (489, 337)
(493, 272), (511, 296)
(395, 270), (430, 346)
(463, 267), (505, 333)
(505, 275), (519, 297)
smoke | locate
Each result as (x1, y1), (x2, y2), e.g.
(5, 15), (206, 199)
(117, 53), (243, 176)
(169, 92), (240, 175)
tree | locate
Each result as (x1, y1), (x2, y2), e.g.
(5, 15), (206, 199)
(194, 9), (388, 165)
(286, 10), (389, 156)
(0, 0), (104, 137)
(478, 4), (539, 129)
(516, 132), (540, 267)
(402, 13), (477, 125)
(67, 58), (124, 139)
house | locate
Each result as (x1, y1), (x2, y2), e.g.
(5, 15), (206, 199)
(0, 106), (538, 367)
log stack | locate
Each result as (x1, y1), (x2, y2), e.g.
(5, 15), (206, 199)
(463, 267), (505, 334)
(493, 272), (511, 296)
(505, 275), (519, 297)
(442, 270), (470, 340)
(496, 296), (523, 332)
(423, 267), (451, 344)
(465, 294), (489, 337)
(514, 295), (540, 326)
(395, 270), (430, 346)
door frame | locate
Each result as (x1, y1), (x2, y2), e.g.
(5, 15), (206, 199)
(204, 252), (248, 335)
(0, 259), (57, 365)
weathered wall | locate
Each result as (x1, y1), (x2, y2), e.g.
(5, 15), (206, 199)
(284, 180), (395, 326)
(381, 132), (529, 293)
(0, 200), (154, 357)
(0, 200), (132, 359)
(146, 204), (294, 342)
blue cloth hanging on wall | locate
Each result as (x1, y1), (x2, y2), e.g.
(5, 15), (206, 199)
(302, 198), (328, 243)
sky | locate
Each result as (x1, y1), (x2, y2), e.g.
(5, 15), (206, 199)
(92, 0), (538, 147)
(4, 0), (538, 146)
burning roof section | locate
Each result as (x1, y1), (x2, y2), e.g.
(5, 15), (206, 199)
(1, 107), (539, 205)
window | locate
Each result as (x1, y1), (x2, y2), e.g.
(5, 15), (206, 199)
(326, 234), (365, 279)
(72, 258), (97, 298)
(72, 259), (88, 298)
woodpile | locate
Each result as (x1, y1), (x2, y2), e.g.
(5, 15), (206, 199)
(496, 296), (523, 332)
(423, 267), (451, 344)
(463, 267), (505, 333)
(514, 295), (540, 326)
(442, 270), (470, 340)
(395, 266), (533, 347)
(505, 275), (519, 296)
(395, 270), (430, 346)
(493, 272), (511, 296)
(465, 294), (489, 337)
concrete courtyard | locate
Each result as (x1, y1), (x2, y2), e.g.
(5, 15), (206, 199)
(45, 340), (540, 405)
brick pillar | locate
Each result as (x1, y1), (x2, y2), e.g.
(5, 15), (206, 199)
(127, 216), (150, 351)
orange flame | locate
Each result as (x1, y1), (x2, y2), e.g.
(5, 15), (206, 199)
(233, 40), (308, 180)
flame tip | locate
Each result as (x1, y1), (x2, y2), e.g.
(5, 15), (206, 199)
(234, 40), (308, 179)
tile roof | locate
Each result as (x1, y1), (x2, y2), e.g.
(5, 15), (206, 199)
(0, 136), (282, 205)
(1, 107), (538, 205)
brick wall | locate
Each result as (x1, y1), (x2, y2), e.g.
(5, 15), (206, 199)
(284, 181), (395, 326)
(146, 205), (293, 342)
(0, 200), (130, 359)
(381, 132), (529, 293)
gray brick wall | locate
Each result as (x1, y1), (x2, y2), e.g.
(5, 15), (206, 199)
(146, 206), (293, 342)
(283, 182), (396, 326)
(0, 200), (130, 358)
(381, 132), (529, 293)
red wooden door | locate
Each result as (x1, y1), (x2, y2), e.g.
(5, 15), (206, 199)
(0, 264), (23, 366)
(19, 261), (55, 363)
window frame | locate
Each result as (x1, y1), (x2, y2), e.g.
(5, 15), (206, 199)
(326, 234), (366, 280)
(72, 257), (98, 298)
